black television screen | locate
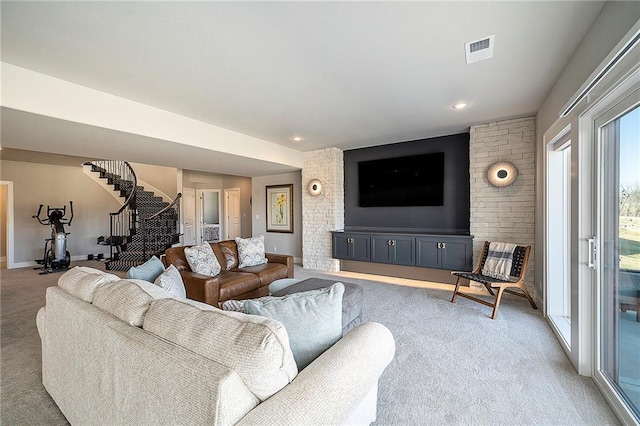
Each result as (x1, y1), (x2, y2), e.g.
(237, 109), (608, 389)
(358, 152), (444, 207)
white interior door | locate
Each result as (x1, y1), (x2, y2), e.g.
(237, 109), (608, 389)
(196, 189), (221, 243)
(224, 188), (241, 240)
(182, 187), (196, 246)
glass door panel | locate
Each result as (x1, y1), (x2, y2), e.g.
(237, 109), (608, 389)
(598, 104), (640, 419)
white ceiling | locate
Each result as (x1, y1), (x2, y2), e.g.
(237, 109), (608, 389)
(0, 1), (605, 175)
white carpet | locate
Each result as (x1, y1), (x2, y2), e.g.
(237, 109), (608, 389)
(293, 266), (620, 425)
(0, 262), (619, 425)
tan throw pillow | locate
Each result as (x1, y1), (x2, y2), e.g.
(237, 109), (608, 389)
(184, 243), (221, 276)
(235, 236), (268, 268)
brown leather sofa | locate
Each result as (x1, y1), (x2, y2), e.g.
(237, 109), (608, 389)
(163, 240), (294, 307)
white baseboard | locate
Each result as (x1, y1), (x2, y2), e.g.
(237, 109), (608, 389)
(10, 254), (104, 270)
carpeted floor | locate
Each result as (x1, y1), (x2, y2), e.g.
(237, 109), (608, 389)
(1, 261), (620, 425)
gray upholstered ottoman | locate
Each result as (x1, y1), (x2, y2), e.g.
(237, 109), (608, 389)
(271, 278), (364, 335)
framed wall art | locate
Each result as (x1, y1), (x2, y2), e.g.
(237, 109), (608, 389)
(266, 184), (293, 233)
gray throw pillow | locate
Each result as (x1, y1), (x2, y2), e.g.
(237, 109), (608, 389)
(154, 264), (187, 299)
(244, 282), (344, 370)
(184, 243), (221, 276)
(126, 255), (165, 282)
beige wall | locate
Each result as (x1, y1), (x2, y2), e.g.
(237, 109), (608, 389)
(131, 162), (178, 199)
(1, 159), (248, 266)
(1, 184), (7, 259)
(1, 160), (121, 265)
(251, 171), (303, 259)
(182, 170), (253, 238)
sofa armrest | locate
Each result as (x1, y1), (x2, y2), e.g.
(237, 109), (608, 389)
(237, 322), (395, 426)
(265, 253), (294, 278)
(179, 271), (221, 307)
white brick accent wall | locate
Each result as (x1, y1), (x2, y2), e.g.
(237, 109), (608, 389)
(302, 148), (344, 271)
(470, 116), (536, 294)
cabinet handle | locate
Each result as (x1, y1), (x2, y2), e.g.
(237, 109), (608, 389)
(347, 237), (353, 244)
(390, 240), (395, 246)
(437, 242), (442, 249)
(441, 242), (446, 249)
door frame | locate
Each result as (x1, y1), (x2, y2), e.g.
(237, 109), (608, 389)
(590, 80), (640, 425)
(223, 188), (241, 241)
(195, 189), (222, 244)
(0, 181), (15, 269)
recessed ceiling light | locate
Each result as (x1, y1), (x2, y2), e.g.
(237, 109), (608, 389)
(452, 102), (468, 110)
(290, 136), (304, 142)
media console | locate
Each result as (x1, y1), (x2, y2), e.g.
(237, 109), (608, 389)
(331, 231), (473, 271)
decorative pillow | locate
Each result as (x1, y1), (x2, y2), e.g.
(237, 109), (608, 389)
(184, 243), (221, 276)
(154, 265), (186, 299)
(93, 279), (173, 327)
(126, 255), (165, 282)
(235, 236), (268, 268)
(244, 282), (344, 370)
(58, 266), (120, 303)
(222, 295), (282, 313)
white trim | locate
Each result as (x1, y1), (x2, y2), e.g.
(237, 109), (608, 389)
(1, 181), (15, 269)
(561, 21), (640, 117)
(582, 68), (640, 426)
(14, 255), (108, 270)
(196, 189), (222, 244)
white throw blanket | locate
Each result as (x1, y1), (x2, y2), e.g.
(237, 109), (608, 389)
(481, 242), (517, 281)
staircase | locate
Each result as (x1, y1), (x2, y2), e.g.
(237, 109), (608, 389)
(85, 161), (181, 271)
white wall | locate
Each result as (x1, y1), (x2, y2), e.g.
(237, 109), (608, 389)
(535, 3), (640, 298)
(301, 148), (344, 271)
(251, 171), (303, 259)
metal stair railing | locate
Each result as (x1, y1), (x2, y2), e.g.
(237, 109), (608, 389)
(142, 192), (182, 259)
(85, 160), (138, 266)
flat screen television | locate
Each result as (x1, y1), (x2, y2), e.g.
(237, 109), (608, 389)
(358, 152), (444, 207)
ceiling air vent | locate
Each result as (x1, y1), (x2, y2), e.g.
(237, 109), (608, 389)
(465, 35), (495, 64)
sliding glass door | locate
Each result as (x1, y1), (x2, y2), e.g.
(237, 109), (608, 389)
(596, 99), (639, 421)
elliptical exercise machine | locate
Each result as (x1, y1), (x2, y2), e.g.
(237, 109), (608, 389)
(32, 202), (74, 274)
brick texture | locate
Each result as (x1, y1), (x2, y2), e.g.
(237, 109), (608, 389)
(470, 116), (536, 295)
(302, 148), (344, 271)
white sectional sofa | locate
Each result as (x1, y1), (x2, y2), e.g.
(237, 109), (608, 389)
(36, 267), (395, 425)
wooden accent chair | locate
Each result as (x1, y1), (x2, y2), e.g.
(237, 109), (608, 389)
(450, 241), (537, 319)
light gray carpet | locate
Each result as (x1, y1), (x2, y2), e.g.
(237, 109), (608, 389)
(1, 262), (619, 425)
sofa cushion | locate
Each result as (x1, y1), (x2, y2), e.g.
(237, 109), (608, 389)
(245, 282), (344, 370)
(93, 279), (173, 327)
(234, 262), (289, 287)
(126, 255), (165, 282)
(235, 236), (268, 268)
(143, 298), (298, 401)
(58, 266), (120, 303)
(215, 240), (239, 270)
(218, 271), (261, 301)
(184, 243), (222, 276)
(154, 265), (187, 299)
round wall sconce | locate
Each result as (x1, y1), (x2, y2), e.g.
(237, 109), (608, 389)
(307, 179), (323, 196)
(487, 161), (518, 187)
